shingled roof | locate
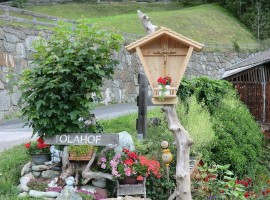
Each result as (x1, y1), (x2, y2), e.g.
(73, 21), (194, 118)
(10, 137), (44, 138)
(223, 48), (270, 78)
(125, 27), (204, 53)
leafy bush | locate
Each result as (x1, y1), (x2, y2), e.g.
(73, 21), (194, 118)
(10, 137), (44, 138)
(19, 20), (122, 137)
(179, 77), (234, 114)
(192, 164), (246, 199)
(177, 95), (215, 156)
(208, 95), (265, 177)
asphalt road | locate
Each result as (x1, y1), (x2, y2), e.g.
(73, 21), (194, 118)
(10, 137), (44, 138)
(0, 103), (138, 153)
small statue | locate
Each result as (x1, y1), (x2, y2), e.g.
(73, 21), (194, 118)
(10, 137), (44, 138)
(50, 146), (63, 163)
(65, 176), (75, 187)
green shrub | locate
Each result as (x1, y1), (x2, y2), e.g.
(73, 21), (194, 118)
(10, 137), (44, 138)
(19, 20), (123, 137)
(177, 95), (215, 156)
(208, 95), (265, 177)
(179, 77), (234, 114)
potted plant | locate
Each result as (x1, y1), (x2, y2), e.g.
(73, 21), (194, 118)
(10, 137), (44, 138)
(24, 137), (51, 165)
(157, 76), (172, 100)
(97, 148), (161, 184)
(68, 145), (94, 161)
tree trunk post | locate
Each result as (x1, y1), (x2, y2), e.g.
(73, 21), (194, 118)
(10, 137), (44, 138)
(163, 105), (193, 200)
(137, 11), (194, 200)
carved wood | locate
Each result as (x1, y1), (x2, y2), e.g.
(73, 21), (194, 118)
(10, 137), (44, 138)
(163, 105), (193, 200)
(137, 10), (157, 34)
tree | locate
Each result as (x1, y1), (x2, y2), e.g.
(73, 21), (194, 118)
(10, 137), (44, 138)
(19, 20), (123, 137)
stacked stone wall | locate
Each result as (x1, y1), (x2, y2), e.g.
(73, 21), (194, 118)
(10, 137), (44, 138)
(0, 26), (253, 119)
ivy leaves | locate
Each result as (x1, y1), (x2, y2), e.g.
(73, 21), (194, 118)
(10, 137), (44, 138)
(19, 20), (123, 137)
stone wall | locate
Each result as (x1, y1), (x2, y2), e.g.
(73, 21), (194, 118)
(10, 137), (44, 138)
(0, 25), (253, 119)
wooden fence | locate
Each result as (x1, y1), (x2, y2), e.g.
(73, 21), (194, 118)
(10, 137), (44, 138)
(0, 5), (76, 27)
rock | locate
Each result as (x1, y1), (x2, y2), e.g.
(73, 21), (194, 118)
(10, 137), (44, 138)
(32, 165), (49, 171)
(42, 170), (61, 179)
(114, 131), (135, 154)
(24, 172), (35, 179)
(19, 176), (30, 192)
(95, 187), (109, 199)
(18, 192), (28, 198)
(5, 33), (20, 43)
(0, 81), (4, 89)
(11, 91), (21, 106)
(21, 162), (32, 176)
(79, 185), (96, 193)
(124, 196), (150, 200)
(32, 171), (41, 177)
(29, 190), (60, 198)
(16, 43), (26, 58)
(4, 42), (15, 52)
(56, 186), (82, 200)
(25, 36), (40, 51)
(92, 178), (106, 188)
(0, 90), (10, 111)
(48, 177), (59, 188)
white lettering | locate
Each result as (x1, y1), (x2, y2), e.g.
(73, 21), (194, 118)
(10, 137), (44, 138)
(59, 135), (67, 143)
(88, 135), (95, 144)
(74, 135), (80, 143)
(67, 135), (73, 144)
(56, 135), (59, 143)
(96, 135), (101, 144)
(81, 135), (87, 144)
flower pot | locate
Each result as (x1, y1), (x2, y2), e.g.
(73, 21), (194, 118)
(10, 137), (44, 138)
(119, 176), (137, 185)
(68, 149), (93, 161)
(158, 85), (171, 96)
(31, 153), (51, 165)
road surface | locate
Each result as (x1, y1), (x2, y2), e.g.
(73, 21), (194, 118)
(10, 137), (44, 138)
(0, 103), (139, 152)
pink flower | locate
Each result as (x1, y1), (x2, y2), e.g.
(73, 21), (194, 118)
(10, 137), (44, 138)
(124, 167), (132, 176)
(101, 163), (106, 169)
(110, 160), (118, 168)
(100, 157), (106, 162)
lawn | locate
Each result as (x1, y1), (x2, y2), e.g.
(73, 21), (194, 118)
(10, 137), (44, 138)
(24, 3), (258, 46)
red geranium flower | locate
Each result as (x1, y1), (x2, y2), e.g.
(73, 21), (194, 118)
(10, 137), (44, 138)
(37, 137), (44, 143)
(128, 152), (138, 160)
(124, 158), (134, 166)
(37, 142), (45, 149)
(24, 143), (31, 149)
(122, 148), (130, 153)
(136, 175), (144, 181)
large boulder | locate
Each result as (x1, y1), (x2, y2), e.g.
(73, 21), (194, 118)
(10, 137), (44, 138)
(114, 132), (135, 154)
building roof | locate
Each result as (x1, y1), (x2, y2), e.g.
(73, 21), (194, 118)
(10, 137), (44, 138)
(125, 27), (204, 53)
(223, 48), (270, 78)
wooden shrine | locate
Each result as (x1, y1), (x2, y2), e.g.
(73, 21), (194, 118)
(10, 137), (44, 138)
(126, 27), (204, 104)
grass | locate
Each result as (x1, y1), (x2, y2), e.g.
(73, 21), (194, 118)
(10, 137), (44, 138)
(24, 3), (258, 46)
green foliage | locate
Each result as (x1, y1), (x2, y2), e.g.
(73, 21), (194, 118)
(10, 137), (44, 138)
(220, 0), (270, 40)
(0, 145), (30, 198)
(208, 96), (265, 177)
(11, 0), (27, 8)
(177, 95), (215, 156)
(19, 19), (123, 137)
(68, 145), (94, 157)
(179, 77), (235, 114)
(27, 179), (48, 191)
(26, 3), (258, 47)
(192, 164), (246, 199)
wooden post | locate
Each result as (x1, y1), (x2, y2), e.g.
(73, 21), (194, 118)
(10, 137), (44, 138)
(137, 73), (148, 140)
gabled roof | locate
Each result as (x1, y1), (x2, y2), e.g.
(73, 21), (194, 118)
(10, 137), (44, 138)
(125, 27), (204, 53)
(223, 48), (270, 78)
